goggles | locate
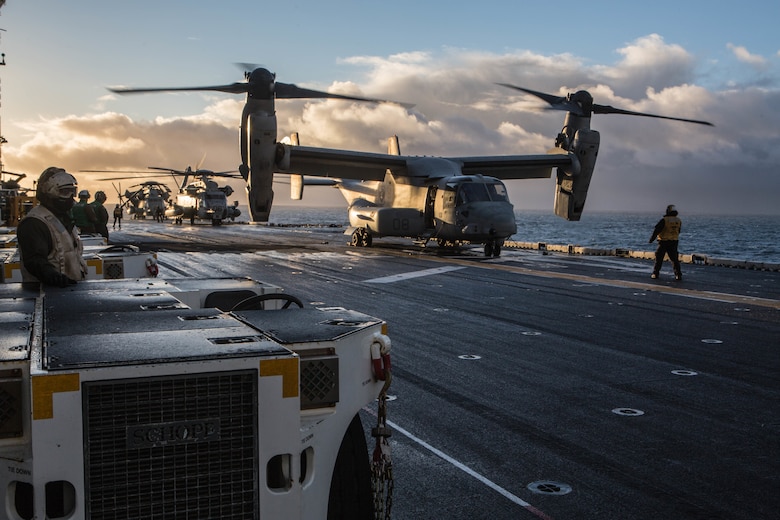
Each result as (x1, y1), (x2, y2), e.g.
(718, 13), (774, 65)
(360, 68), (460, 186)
(42, 170), (78, 199)
(58, 186), (78, 198)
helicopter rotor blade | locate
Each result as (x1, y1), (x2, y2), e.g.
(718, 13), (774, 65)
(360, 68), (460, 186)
(1, 170), (27, 180)
(198, 170), (242, 178)
(147, 166), (186, 175)
(81, 170), (154, 174)
(196, 152), (207, 171)
(94, 175), (165, 181)
(496, 83), (713, 126)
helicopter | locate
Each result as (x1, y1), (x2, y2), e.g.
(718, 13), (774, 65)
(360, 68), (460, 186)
(89, 166), (242, 225)
(109, 67), (712, 256)
(0, 170), (35, 226)
(87, 179), (173, 220)
(151, 166), (243, 225)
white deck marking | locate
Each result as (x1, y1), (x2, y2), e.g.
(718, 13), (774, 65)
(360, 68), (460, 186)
(363, 406), (552, 516)
(387, 419), (530, 505)
(364, 266), (466, 284)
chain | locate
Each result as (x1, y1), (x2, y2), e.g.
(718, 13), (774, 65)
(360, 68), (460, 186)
(371, 371), (393, 519)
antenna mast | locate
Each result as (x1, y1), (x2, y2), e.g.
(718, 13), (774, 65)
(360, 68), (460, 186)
(0, 1), (6, 176)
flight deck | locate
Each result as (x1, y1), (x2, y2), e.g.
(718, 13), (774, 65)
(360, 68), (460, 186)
(88, 222), (780, 519)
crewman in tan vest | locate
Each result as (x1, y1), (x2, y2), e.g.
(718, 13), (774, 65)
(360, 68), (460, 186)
(17, 167), (88, 286)
(649, 204), (683, 280)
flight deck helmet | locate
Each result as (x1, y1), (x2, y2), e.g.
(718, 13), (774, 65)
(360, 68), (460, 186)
(78, 189), (90, 200)
(94, 190), (107, 203)
(36, 167), (78, 213)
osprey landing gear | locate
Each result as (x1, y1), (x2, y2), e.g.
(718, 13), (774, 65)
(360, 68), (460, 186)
(350, 228), (373, 247)
(436, 239), (462, 249)
(484, 239), (502, 257)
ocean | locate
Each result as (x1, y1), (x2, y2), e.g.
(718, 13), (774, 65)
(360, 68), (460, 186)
(240, 206), (780, 264)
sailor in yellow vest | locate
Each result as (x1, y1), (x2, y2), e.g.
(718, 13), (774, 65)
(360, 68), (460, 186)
(17, 167), (88, 286)
(649, 204), (682, 280)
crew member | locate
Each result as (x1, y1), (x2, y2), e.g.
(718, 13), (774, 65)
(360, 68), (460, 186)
(17, 167), (88, 286)
(72, 189), (97, 234)
(91, 190), (110, 239)
(113, 204), (123, 229)
(649, 204), (683, 280)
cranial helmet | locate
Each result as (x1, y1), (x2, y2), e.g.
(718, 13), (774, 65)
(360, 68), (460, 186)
(94, 190), (107, 202)
(78, 189), (91, 199)
(666, 204), (677, 214)
(37, 167), (78, 202)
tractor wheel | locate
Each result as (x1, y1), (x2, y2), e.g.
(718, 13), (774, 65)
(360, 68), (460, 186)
(327, 414), (373, 520)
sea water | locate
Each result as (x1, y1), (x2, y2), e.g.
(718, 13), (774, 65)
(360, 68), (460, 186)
(512, 211), (780, 264)
(241, 206), (780, 264)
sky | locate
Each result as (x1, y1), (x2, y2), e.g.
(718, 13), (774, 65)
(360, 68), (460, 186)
(1, 0), (779, 216)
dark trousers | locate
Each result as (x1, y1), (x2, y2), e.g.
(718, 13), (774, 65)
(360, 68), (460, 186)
(653, 240), (681, 275)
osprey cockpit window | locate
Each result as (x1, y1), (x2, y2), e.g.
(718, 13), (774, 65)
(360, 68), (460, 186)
(455, 180), (510, 205)
(486, 181), (510, 202)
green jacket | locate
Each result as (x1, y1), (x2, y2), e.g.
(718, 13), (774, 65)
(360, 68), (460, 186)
(72, 200), (97, 233)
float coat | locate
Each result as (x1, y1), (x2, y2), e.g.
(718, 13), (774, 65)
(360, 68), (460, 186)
(658, 216), (681, 241)
(20, 205), (87, 282)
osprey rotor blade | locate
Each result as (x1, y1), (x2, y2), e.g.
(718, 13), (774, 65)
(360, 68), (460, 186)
(108, 66), (412, 108)
(590, 103), (714, 126)
(274, 82), (413, 107)
(235, 62), (265, 75)
(497, 83), (713, 126)
(108, 83), (250, 95)
(496, 83), (572, 110)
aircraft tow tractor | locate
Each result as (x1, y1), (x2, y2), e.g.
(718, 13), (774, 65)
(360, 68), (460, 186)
(0, 274), (393, 519)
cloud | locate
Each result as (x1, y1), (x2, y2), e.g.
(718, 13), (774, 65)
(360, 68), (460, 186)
(592, 34), (697, 98)
(5, 36), (780, 215)
(727, 43), (768, 68)
(7, 112), (241, 202)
